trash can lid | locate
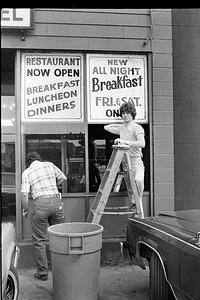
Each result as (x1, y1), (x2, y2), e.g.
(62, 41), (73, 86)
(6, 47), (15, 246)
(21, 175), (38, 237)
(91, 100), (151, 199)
(48, 222), (104, 237)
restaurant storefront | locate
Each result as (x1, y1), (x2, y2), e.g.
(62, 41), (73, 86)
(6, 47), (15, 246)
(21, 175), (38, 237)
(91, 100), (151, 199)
(1, 8), (174, 264)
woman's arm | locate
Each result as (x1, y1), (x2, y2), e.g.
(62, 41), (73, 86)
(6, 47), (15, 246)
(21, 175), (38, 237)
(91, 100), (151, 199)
(104, 124), (121, 135)
(115, 133), (145, 148)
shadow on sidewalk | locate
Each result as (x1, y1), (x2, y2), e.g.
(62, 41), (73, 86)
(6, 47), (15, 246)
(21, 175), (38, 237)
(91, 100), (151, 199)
(18, 263), (149, 300)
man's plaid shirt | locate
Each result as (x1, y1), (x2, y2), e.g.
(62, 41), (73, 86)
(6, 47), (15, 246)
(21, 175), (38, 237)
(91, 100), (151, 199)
(21, 160), (67, 199)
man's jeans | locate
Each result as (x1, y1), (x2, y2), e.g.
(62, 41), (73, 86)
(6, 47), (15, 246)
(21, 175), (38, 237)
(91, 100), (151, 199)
(30, 195), (65, 275)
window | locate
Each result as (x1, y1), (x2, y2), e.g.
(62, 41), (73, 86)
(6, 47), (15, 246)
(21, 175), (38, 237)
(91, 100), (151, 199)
(88, 124), (116, 192)
(88, 124), (150, 193)
(1, 50), (15, 96)
(1, 50), (16, 222)
(25, 132), (86, 193)
(20, 52), (150, 200)
(1, 135), (16, 221)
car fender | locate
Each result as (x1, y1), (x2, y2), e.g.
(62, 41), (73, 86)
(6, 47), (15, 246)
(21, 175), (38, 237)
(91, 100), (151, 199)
(136, 240), (178, 300)
(2, 223), (17, 292)
(2, 239), (15, 287)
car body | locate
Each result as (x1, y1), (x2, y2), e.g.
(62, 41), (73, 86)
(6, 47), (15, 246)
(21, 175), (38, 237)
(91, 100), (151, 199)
(125, 209), (200, 300)
(1, 222), (20, 300)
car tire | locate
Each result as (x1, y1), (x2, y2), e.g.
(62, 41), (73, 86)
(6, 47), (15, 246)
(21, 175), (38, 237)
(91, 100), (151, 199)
(149, 252), (174, 300)
(5, 265), (19, 300)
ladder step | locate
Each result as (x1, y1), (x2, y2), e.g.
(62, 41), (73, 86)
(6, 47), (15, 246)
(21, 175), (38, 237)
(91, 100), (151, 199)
(90, 206), (131, 215)
(105, 206), (130, 210)
(101, 211), (134, 215)
(117, 171), (125, 175)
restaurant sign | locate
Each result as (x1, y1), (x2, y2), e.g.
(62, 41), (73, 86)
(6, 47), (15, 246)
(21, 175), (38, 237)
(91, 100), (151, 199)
(87, 54), (148, 123)
(21, 53), (83, 121)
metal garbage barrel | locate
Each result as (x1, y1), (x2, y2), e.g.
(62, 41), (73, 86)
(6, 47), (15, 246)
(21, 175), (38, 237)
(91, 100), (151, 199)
(48, 222), (104, 300)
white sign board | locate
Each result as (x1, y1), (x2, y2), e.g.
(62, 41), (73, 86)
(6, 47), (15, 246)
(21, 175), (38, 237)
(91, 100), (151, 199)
(21, 53), (83, 122)
(87, 54), (148, 123)
(1, 9), (33, 28)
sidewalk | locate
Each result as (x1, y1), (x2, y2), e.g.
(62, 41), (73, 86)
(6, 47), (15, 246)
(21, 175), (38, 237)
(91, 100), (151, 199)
(18, 264), (149, 300)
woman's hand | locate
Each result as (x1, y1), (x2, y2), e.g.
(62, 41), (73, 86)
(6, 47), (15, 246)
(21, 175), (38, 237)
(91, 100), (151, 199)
(114, 138), (126, 145)
(114, 138), (121, 144)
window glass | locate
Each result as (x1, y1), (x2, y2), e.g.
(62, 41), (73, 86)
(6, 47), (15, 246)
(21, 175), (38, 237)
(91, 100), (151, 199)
(64, 133), (85, 192)
(25, 133), (86, 193)
(26, 134), (62, 168)
(1, 50), (15, 96)
(1, 50), (16, 223)
(88, 124), (150, 193)
(88, 124), (116, 192)
(1, 135), (16, 222)
(1, 96), (16, 130)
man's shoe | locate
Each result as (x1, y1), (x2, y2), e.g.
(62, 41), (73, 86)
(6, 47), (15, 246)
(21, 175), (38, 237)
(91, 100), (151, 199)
(34, 273), (48, 281)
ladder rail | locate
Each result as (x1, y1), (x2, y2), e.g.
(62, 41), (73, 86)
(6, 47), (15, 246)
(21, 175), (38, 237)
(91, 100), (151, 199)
(87, 147), (126, 223)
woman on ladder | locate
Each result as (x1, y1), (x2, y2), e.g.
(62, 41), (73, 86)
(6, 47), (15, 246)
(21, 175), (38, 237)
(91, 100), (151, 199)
(104, 100), (145, 218)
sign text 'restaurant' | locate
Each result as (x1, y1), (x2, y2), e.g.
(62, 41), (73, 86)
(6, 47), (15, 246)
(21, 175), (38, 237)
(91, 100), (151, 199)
(21, 54), (83, 121)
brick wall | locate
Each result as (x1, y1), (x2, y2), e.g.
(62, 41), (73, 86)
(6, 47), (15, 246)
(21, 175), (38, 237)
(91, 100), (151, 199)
(2, 9), (152, 52)
(172, 9), (200, 210)
(152, 9), (174, 213)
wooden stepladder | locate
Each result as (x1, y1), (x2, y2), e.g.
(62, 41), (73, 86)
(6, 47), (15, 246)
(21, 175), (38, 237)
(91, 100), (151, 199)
(87, 144), (144, 224)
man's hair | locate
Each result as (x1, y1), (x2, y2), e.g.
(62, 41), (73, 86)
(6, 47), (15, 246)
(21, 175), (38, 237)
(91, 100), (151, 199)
(120, 101), (137, 119)
(26, 151), (41, 166)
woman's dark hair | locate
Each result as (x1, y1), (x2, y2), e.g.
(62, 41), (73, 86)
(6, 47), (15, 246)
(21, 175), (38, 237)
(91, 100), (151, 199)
(120, 101), (137, 120)
(26, 151), (41, 166)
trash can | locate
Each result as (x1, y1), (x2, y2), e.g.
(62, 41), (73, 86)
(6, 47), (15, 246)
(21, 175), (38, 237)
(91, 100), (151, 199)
(47, 222), (104, 300)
